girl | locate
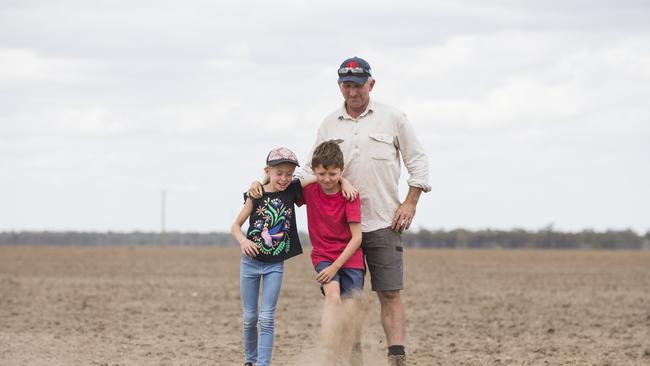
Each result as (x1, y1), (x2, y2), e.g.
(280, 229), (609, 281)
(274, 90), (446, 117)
(231, 147), (304, 366)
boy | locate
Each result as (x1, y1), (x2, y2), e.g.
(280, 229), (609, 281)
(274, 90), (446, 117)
(298, 140), (364, 366)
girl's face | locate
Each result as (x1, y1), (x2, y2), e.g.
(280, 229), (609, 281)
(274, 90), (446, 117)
(265, 163), (296, 192)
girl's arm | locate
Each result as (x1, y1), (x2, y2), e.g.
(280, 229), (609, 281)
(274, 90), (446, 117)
(296, 174), (358, 200)
(299, 176), (317, 187)
(230, 198), (260, 257)
(340, 177), (359, 201)
(248, 175), (316, 198)
(316, 222), (362, 283)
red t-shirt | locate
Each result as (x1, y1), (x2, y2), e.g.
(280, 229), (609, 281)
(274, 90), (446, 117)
(298, 183), (363, 270)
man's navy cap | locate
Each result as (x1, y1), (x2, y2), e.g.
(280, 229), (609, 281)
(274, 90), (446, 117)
(337, 57), (372, 85)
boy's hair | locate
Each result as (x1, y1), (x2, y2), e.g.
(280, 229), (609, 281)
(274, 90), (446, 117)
(311, 140), (344, 170)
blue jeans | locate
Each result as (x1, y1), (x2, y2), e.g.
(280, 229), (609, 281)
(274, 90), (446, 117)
(240, 255), (284, 366)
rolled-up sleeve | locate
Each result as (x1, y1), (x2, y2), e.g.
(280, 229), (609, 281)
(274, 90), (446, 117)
(396, 113), (431, 193)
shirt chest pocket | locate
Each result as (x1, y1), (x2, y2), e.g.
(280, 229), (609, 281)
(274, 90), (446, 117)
(368, 133), (395, 160)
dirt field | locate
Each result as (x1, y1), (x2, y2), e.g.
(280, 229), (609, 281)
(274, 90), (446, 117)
(0, 246), (649, 366)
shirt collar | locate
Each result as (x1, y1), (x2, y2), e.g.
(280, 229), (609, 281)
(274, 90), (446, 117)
(338, 99), (374, 121)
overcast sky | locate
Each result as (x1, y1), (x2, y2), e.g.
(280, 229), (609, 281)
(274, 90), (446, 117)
(1, 0), (649, 234)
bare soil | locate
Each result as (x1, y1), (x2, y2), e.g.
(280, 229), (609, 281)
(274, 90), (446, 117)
(0, 246), (649, 365)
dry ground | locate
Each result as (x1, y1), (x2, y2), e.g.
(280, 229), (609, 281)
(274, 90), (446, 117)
(0, 246), (649, 365)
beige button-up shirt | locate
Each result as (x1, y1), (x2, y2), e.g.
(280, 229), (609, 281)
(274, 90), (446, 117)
(300, 99), (431, 233)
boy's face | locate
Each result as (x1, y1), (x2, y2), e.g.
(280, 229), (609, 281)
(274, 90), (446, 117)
(265, 163), (296, 192)
(313, 165), (343, 192)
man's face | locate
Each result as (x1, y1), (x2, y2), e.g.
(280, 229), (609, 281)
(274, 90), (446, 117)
(313, 165), (343, 192)
(339, 79), (375, 111)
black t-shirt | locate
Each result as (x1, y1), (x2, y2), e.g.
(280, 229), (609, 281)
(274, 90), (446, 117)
(244, 179), (303, 263)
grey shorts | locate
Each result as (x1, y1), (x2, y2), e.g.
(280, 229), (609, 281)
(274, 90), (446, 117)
(362, 227), (404, 291)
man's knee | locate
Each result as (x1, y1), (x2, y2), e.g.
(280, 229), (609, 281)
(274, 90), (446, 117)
(377, 290), (401, 304)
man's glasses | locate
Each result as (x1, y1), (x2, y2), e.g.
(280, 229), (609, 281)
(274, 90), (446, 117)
(338, 67), (371, 76)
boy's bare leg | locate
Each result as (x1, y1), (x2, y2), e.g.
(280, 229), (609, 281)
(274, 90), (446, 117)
(350, 291), (370, 366)
(341, 295), (364, 365)
(321, 282), (342, 366)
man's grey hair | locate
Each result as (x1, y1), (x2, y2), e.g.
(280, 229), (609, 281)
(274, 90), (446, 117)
(339, 76), (374, 85)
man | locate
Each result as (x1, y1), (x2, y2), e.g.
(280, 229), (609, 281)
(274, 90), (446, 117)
(301, 57), (430, 366)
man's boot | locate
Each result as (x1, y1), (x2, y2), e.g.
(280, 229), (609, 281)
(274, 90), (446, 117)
(387, 354), (406, 366)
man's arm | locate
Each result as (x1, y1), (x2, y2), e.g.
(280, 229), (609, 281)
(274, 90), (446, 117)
(391, 112), (430, 232)
(396, 112), (431, 193)
(391, 186), (422, 232)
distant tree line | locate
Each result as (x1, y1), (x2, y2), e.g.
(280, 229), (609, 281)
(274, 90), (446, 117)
(1, 228), (648, 249)
(0, 231), (237, 246)
(403, 227), (650, 249)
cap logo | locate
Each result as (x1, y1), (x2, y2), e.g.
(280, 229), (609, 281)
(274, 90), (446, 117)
(346, 61), (359, 68)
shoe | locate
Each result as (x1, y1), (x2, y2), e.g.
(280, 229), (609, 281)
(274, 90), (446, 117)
(244, 363), (254, 366)
(388, 354), (406, 366)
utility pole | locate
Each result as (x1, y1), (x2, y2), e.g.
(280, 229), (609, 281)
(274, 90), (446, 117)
(161, 190), (167, 245)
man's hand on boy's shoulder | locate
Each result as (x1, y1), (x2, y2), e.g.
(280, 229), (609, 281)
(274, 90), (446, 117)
(247, 181), (263, 199)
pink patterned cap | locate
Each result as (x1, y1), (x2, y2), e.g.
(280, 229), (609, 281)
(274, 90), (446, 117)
(266, 147), (300, 167)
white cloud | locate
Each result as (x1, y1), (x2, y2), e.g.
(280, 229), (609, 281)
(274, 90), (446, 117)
(0, 47), (99, 83)
(1, 1), (649, 233)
